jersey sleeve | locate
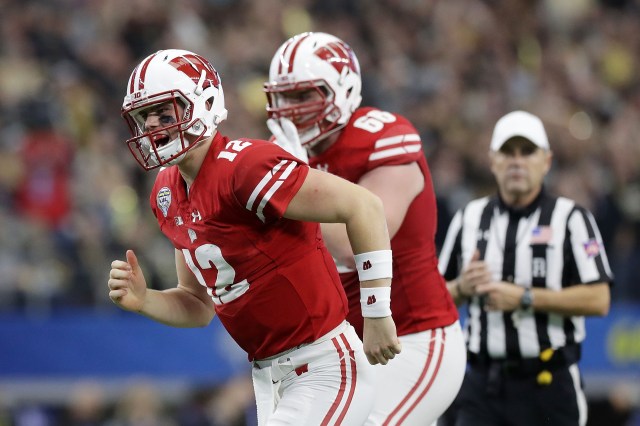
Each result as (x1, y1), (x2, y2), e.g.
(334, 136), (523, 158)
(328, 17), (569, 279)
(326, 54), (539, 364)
(567, 206), (614, 285)
(232, 142), (309, 222)
(149, 191), (159, 219)
(364, 114), (424, 171)
(438, 208), (464, 280)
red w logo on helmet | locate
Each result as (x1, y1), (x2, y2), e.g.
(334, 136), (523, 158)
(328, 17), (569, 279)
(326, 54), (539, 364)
(169, 54), (221, 90)
(314, 42), (359, 74)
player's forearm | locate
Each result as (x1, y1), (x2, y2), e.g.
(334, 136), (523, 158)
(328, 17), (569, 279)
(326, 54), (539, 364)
(140, 287), (215, 327)
(345, 193), (392, 290)
(320, 222), (355, 268)
(343, 190), (390, 255)
(528, 283), (610, 316)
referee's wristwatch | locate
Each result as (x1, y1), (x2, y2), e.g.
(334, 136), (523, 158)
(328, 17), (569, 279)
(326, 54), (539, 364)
(520, 287), (534, 310)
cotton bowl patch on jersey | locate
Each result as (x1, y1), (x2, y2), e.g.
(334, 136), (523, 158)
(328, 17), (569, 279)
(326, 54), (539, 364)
(583, 238), (601, 258)
(156, 186), (172, 217)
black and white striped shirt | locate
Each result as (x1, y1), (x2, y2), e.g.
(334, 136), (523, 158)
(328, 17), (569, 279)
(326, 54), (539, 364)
(438, 189), (613, 360)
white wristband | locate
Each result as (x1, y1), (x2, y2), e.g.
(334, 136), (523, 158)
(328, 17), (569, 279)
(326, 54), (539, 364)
(354, 250), (393, 282)
(360, 287), (392, 318)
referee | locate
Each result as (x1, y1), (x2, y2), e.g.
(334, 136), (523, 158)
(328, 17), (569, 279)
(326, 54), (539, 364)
(438, 111), (612, 426)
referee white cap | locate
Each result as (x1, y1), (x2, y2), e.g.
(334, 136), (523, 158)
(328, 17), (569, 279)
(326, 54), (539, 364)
(490, 110), (550, 152)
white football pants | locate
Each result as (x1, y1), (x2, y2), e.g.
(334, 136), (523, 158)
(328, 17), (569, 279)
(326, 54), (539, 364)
(365, 320), (467, 426)
(252, 321), (375, 425)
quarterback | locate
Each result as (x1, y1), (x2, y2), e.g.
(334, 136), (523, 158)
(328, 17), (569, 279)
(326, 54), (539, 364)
(107, 48), (401, 425)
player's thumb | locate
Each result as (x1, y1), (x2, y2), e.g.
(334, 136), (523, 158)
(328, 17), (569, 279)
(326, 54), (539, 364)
(266, 118), (285, 143)
(280, 118), (299, 141)
(126, 249), (141, 273)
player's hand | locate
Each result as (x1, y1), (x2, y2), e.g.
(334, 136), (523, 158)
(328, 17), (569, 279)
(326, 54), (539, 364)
(362, 316), (402, 365)
(267, 117), (309, 163)
(108, 250), (147, 312)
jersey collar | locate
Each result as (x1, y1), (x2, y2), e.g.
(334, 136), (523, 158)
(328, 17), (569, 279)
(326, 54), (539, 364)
(496, 186), (548, 217)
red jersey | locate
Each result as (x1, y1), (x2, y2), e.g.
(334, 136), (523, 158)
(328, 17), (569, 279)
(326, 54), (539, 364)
(309, 107), (458, 337)
(150, 133), (348, 360)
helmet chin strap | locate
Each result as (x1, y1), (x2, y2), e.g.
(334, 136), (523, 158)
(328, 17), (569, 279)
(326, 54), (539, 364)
(162, 123), (217, 166)
(156, 135), (188, 166)
(145, 107), (227, 167)
(301, 121), (346, 150)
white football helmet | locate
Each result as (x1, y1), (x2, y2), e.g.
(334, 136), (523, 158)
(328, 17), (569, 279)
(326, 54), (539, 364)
(122, 49), (227, 170)
(264, 32), (362, 148)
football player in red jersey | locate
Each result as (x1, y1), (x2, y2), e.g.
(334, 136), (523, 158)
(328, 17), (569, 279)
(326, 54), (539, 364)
(264, 33), (467, 425)
(108, 49), (402, 426)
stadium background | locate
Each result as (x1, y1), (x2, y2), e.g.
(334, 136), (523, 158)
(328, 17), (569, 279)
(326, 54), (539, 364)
(0, 0), (638, 424)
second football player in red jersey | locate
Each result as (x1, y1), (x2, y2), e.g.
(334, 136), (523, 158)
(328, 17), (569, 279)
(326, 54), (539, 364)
(108, 48), (402, 426)
(265, 32), (466, 425)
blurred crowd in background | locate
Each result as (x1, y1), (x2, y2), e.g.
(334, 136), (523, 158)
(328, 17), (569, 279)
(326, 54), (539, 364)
(1, 0), (639, 424)
(2, 0), (640, 312)
(2, 376), (257, 426)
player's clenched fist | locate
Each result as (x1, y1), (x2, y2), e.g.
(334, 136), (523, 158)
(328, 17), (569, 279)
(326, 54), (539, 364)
(108, 250), (147, 312)
(363, 316), (403, 365)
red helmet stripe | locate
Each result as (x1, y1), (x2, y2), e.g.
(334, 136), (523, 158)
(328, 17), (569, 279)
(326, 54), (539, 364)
(278, 33), (311, 76)
(137, 51), (160, 91)
(128, 64), (140, 94)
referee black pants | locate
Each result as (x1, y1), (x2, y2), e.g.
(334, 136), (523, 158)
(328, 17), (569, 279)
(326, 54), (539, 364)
(450, 362), (586, 426)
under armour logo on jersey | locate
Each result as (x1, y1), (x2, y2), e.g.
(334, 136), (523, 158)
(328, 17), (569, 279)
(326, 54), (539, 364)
(191, 210), (202, 222)
(367, 295), (377, 305)
(362, 260), (372, 270)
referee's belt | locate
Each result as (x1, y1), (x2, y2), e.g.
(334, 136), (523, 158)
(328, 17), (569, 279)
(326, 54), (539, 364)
(467, 344), (581, 378)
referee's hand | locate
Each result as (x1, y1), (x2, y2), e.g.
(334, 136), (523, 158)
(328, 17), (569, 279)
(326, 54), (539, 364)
(476, 282), (523, 311)
(459, 250), (491, 297)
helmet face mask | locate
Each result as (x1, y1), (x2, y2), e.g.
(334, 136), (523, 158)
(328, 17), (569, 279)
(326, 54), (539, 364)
(265, 80), (338, 130)
(122, 50), (227, 170)
(264, 32), (362, 148)
(123, 92), (205, 169)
